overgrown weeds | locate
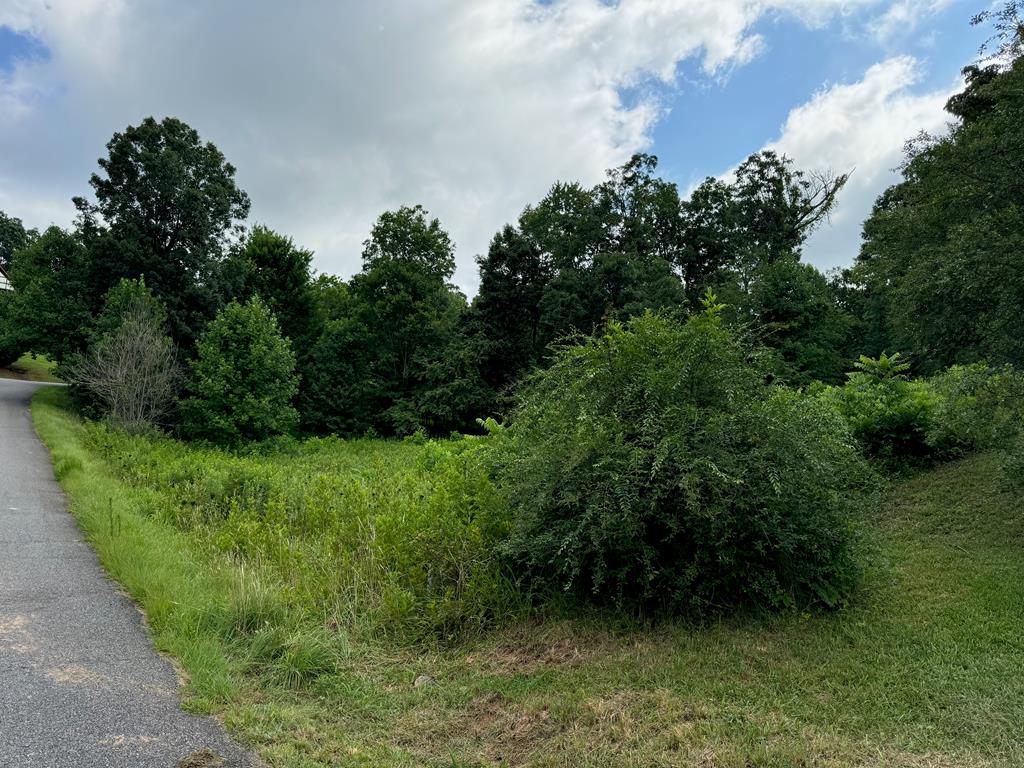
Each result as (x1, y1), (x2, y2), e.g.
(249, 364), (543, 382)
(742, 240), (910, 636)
(81, 416), (520, 646)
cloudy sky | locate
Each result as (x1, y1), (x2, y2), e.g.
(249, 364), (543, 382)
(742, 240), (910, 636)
(0, 0), (988, 292)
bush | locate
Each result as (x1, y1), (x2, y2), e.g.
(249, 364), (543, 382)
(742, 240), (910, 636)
(1003, 435), (1024, 496)
(490, 307), (874, 615)
(181, 297), (299, 445)
(818, 353), (938, 464)
(926, 363), (1024, 456)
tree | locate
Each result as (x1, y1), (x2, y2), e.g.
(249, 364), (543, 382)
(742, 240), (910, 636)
(361, 205), (456, 280)
(528, 155), (685, 333)
(470, 225), (551, 391)
(973, 1), (1024, 62)
(470, 155), (688, 398)
(298, 313), (380, 436)
(74, 116), (251, 347)
(309, 274), (351, 326)
(6, 226), (93, 362)
(0, 211), (37, 272)
(68, 289), (178, 434)
(677, 178), (740, 304)
(222, 225), (316, 347)
(349, 206), (465, 434)
(181, 297), (299, 444)
(852, 26), (1024, 372)
(593, 153), (684, 262)
(298, 207), (466, 436)
(89, 276), (168, 343)
(0, 292), (20, 367)
(741, 257), (851, 385)
(731, 151), (847, 269)
(418, 313), (497, 433)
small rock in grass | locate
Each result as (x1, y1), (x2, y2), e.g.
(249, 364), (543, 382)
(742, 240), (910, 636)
(413, 673), (435, 689)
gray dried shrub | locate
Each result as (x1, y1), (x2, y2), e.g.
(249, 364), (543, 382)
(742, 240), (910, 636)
(69, 303), (178, 434)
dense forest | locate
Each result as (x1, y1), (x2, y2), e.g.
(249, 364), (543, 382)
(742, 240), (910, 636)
(3, 135), (855, 438)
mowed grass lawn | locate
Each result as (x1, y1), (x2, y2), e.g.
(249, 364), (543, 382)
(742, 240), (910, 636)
(0, 353), (61, 382)
(31, 387), (1024, 767)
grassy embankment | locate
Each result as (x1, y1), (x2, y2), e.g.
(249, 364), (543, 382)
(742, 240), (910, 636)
(31, 386), (1024, 767)
(0, 352), (60, 382)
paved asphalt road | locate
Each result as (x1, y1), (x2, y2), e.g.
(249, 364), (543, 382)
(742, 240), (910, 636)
(0, 378), (254, 767)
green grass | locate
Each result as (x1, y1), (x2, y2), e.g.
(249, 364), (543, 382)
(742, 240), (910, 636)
(0, 352), (61, 382)
(31, 387), (1024, 767)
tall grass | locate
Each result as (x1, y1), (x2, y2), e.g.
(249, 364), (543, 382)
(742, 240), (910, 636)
(31, 387), (240, 710)
(82, 415), (519, 644)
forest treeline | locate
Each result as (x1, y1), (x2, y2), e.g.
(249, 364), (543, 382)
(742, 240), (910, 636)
(0, 9), (1022, 443)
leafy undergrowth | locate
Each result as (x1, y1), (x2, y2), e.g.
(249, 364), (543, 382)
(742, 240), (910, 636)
(0, 352), (60, 382)
(32, 387), (1024, 767)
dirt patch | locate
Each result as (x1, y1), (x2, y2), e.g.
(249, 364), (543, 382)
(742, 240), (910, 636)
(45, 664), (104, 685)
(861, 750), (993, 768)
(177, 748), (225, 768)
(0, 614), (37, 654)
(395, 691), (560, 767)
(465, 622), (617, 675)
(467, 694), (558, 767)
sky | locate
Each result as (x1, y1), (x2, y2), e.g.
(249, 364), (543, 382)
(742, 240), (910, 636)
(0, 0), (991, 293)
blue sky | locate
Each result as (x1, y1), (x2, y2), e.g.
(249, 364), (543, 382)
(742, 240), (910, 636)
(0, 1), (994, 289)
(0, 26), (45, 67)
(654, 5), (986, 185)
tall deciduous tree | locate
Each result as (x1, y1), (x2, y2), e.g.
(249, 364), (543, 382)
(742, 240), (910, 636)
(677, 178), (740, 305)
(852, 21), (1024, 372)
(0, 211), (37, 272)
(471, 155), (687, 397)
(74, 116), (250, 347)
(301, 206), (464, 436)
(732, 150), (847, 273)
(222, 225), (316, 348)
(6, 226), (93, 362)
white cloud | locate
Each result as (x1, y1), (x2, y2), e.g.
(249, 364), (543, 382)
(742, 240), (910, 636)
(762, 56), (957, 271)
(0, 0), (896, 291)
(865, 0), (953, 45)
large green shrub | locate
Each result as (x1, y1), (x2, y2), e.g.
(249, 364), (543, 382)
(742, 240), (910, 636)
(818, 353), (938, 464)
(490, 307), (873, 614)
(926, 363), (1024, 456)
(181, 297), (299, 445)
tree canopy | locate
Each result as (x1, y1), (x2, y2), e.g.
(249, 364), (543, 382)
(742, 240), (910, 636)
(74, 116), (251, 347)
(852, 35), (1024, 372)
